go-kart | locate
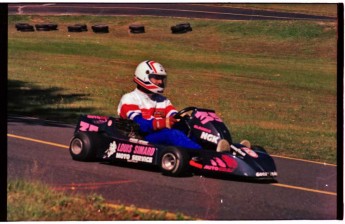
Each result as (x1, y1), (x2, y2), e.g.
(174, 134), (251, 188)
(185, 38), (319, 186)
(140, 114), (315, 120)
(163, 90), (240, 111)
(69, 107), (277, 180)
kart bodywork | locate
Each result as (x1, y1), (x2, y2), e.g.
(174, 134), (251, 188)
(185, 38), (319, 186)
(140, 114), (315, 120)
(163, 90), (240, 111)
(69, 107), (277, 180)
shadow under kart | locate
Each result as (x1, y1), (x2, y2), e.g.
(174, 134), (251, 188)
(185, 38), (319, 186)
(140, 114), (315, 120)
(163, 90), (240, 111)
(69, 107), (278, 181)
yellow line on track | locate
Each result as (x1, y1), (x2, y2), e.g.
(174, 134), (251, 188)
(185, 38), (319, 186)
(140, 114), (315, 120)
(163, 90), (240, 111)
(7, 133), (69, 149)
(271, 154), (336, 167)
(271, 183), (337, 196)
(8, 133), (337, 196)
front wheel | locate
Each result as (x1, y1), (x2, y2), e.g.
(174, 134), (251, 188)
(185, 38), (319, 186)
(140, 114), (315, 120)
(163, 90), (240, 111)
(160, 147), (190, 176)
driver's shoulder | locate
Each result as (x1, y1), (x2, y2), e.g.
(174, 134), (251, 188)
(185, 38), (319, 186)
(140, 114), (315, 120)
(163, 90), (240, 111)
(120, 90), (138, 102)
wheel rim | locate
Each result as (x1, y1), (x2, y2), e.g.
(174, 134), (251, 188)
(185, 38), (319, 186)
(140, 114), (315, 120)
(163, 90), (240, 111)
(71, 138), (83, 155)
(161, 153), (177, 171)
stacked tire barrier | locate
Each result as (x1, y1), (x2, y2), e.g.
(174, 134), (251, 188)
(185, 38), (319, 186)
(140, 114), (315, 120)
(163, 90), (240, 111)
(15, 22), (193, 34)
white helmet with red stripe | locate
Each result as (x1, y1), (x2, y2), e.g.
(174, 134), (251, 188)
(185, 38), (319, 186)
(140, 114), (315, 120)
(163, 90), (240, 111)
(134, 60), (167, 94)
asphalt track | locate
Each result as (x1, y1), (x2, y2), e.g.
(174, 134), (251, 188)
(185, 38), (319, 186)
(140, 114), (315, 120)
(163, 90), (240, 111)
(8, 3), (335, 21)
(7, 116), (338, 220)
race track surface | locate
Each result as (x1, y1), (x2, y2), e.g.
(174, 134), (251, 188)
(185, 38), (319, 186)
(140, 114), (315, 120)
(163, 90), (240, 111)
(7, 116), (338, 220)
(8, 3), (335, 21)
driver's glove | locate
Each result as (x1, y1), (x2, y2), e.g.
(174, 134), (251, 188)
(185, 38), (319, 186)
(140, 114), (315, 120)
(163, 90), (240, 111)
(152, 117), (177, 130)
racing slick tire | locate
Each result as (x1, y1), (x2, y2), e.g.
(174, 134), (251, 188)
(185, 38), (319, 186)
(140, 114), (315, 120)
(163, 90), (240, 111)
(69, 132), (99, 161)
(159, 147), (190, 176)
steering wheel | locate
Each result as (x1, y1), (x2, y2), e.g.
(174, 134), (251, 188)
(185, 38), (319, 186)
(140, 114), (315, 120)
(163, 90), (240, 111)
(174, 107), (197, 119)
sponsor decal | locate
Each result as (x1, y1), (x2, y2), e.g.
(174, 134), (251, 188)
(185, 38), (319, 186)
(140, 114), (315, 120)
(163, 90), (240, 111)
(117, 143), (133, 153)
(195, 111), (222, 124)
(242, 147), (258, 158)
(131, 155), (153, 163)
(203, 165), (234, 173)
(256, 172), (278, 177)
(86, 115), (108, 124)
(210, 158), (226, 168)
(230, 145), (246, 157)
(79, 121), (99, 132)
(86, 115), (108, 120)
(221, 155), (238, 171)
(129, 138), (149, 145)
(204, 155), (237, 173)
(133, 145), (156, 156)
(193, 125), (212, 133)
(256, 172), (268, 177)
(103, 140), (155, 163)
(103, 141), (117, 158)
(116, 153), (130, 160)
(271, 171), (278, 176)
(200, 132), (220, 144)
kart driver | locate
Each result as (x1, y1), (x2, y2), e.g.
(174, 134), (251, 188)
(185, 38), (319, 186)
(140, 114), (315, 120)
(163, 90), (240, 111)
(117, 60), (201, 149)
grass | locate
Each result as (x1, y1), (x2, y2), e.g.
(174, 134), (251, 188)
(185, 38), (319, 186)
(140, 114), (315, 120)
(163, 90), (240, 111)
(7, 179), (193, 221)
(212, 3), (338, 17)
(8, 12), (337, 165)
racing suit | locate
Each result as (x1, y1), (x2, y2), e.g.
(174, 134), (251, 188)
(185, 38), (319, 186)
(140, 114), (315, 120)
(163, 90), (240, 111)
(117, 88), (201, 149)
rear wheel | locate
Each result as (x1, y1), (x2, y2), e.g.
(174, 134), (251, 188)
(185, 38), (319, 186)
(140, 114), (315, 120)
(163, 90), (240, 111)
(160, 147), (189, 176)
(69, 132), (99, 161)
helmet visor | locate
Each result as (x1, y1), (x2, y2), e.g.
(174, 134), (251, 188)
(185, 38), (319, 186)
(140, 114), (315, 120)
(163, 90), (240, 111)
(149, 74), (167, 88)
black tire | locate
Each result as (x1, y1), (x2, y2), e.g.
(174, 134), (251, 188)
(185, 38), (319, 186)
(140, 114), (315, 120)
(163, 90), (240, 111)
(129, 24), (145, 34)
(68, 25), (83, 32)
(92, 24), (109, 33)
(35, 23), (58, 31)
(46, 23), (58, 30)
(171, 23), (192, 34)
(16, 23), (35, 32)
(15, 23), (29, 30)
(160, 147), (190, 176)
(74, 24), (88, 31)
(69, 132), (99, 161)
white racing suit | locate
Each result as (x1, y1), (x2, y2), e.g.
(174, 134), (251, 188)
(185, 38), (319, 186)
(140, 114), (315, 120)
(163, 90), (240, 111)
(117, 88), (201, 149)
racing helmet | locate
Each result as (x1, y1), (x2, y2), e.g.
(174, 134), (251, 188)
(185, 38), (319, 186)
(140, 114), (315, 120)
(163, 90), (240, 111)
(134, 60), (167, 94)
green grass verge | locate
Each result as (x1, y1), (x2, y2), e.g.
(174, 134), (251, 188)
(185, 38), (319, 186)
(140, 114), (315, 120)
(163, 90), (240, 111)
(8, 12), (337, 164)
(7, 180), (193, 221)
(215, 3), (338, 17)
